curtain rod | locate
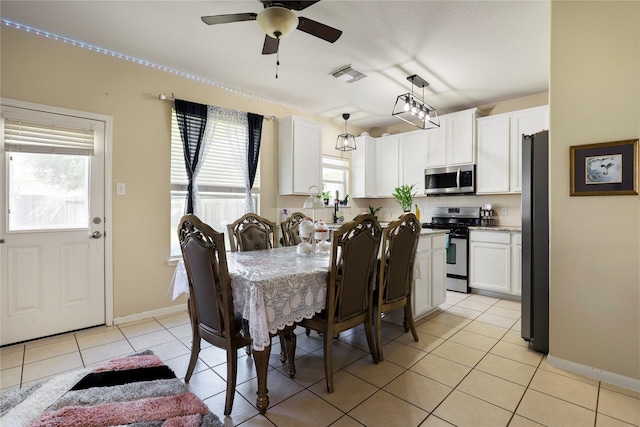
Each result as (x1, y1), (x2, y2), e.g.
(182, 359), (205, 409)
(159, 93), (276, 121)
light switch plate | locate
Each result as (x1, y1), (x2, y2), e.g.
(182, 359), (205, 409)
(116, 182), (126, 196)
(501, 207), (508, 216)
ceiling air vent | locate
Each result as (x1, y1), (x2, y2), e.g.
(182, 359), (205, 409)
(331, 65), (366, 83)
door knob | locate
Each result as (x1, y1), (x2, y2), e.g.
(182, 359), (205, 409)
(90, 231), (102, 239)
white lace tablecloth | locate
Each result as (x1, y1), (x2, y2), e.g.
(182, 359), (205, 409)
(169, 246), (329, 351)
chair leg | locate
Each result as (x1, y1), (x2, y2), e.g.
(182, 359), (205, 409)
(279, 337), (287, 363)
(185, 335), (201, 382)
(374, 306), (384, 362)
(364, 314), (380, 364)
(281, 328), (297, 378)
(324, 327), (334, 393)
(404, 303), (419, 342)
(224, 348), (238, 416)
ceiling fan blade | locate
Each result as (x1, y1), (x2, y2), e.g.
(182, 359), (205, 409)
(260, 1), (320, 11)
(297, 16), (342, 43)
(262, 35), (280, 55)
(201, 13), (257, 25)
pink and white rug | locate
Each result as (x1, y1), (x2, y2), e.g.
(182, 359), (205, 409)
(0, 350), (223, 427)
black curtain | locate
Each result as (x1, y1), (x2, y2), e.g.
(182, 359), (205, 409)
(247, 113), (263, 190)
(175, 100), (208, 214)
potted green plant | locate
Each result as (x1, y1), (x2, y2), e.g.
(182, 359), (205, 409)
(317, 189), (331, 205)
(392, 183), (416, 213)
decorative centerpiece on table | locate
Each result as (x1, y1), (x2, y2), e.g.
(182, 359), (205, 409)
(369, 205), (382, 218)
(297, 218), (314, 255)
(392, 183), (417, 213)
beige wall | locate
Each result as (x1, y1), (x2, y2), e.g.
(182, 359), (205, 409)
(0, 26), (356, 318)
(549, 1), (639, 381)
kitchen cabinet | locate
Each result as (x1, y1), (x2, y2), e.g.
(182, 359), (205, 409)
(351, 135), (376, 198)
(476, 115), (511, 193)
(509, 106), (549, 192)
(425, 108), (482, 168)
(476, 106), (548, 194)
(375, 134), (400, 197)
(469, 230), (521, 296)
(401, 130), (429, 194)
(512, 232), (522, 295)
(413, 233), (447, 318)
(278, 115), (323, 195)
(385, 232), (446, 326)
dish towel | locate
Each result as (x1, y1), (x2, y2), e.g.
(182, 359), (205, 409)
(445, 233), (450, 249)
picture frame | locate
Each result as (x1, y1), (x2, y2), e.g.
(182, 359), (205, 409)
(570, 139), (638, 196)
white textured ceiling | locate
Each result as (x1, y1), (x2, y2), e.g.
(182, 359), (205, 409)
(0, 0), (550, 129)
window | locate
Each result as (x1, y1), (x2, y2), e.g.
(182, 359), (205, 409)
(322, 156), (349, 202)
(170, 110), (259, 257)
(3, 117), (94, 231)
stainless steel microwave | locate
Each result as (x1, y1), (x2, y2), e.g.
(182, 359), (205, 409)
(424, 164), (476, 195)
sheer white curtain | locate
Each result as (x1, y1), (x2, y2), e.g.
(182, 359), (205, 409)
(206, 106), (255, 213)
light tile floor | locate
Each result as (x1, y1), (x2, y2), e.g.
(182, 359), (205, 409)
(2, 292), (639, 426)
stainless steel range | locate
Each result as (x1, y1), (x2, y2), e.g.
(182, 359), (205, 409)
(422, 206), (481, 293)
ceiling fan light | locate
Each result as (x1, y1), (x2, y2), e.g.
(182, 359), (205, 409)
(257, 6), (299, 39)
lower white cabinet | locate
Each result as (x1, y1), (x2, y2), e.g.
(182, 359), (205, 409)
(413, 233), (447, 318)
(384, 232), (446, 326)
(469, 230), (521, 296)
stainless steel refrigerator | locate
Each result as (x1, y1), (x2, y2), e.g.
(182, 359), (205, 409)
(521, 131), (549, 353)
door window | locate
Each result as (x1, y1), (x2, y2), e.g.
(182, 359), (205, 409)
(8, 152), (89, 231)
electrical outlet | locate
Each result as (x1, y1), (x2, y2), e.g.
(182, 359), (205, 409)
(501, 207), (508, 216)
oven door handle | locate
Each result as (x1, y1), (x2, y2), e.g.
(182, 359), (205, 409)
(456, 168), (461, 190)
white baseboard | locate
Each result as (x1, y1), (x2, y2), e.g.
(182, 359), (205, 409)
(547, 355), (640, 393)
(112, 303), (187, 325)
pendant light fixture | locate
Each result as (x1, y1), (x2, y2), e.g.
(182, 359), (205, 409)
(335, 113), (356, 151)
(392, 75), (440, 130)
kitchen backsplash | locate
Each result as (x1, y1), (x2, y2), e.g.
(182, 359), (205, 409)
(281, 193), (522, 227)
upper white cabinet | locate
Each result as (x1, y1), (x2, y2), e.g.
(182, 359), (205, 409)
(401, 130), (429, 194)
(476, 115), (511, 193)
(509, 106), (549, 192)
(278, 116), (323, 195)
(351, 135), (377, 198)
(425, 108), (482, 168)
(375, 135), (400, 197)
(476, 105), (548, 194)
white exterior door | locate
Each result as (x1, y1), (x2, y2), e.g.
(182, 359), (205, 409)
(1, 103), (106, 345)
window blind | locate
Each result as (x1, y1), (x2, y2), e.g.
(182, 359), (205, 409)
(170, 110), (259, 192)
(3, 117), (94, 156)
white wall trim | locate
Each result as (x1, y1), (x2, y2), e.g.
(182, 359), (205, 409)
(547, 355), (640, 393)
(113, 303), (187, 325)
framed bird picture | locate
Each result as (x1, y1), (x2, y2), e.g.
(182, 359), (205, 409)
(570, 139), (638, 196)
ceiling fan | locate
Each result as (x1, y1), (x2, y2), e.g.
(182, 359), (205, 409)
(201, 1), (342, 55)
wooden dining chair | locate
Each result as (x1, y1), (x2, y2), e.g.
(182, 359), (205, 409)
(227, 213), (277, 252)
(299, 213), (382, 393)
(178, 214), (251, 416)
(227, 212), (291, 363)
(373, 213), (421, 361)
(280, 211), (306, 246)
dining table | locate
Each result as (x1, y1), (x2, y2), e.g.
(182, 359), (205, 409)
(169, 245), (330, 414)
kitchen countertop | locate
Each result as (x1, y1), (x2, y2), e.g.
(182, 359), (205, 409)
(324, 223), (448, 235)
(469, 225), (522, 232)
(420, 228), (448, 236)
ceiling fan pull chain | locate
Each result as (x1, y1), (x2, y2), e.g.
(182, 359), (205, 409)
(275, 40), (280, 79)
